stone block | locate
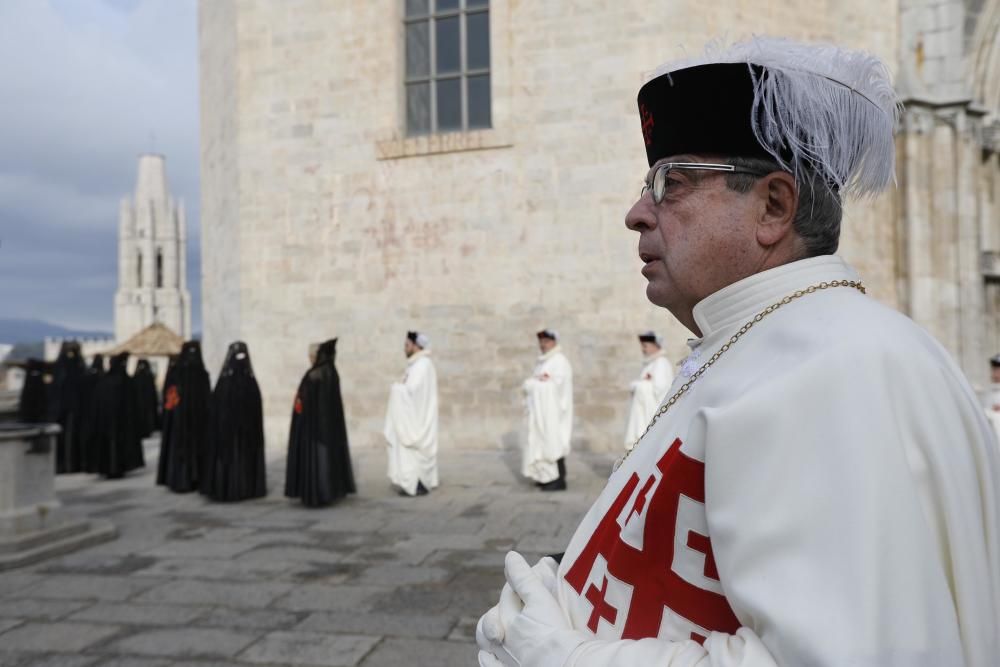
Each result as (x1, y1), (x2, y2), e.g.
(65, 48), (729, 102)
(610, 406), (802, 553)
(0, 621), (121, 652)
(7, 577), (159, 603)
(68, 603), (203, 627)
(0, 574), (40, 598)
(106, 628), (257, 659)
(11, 655), (99, 667)
(295, 609), (455, 639)
(88, 659), (171, 667)
(0, 599), (85, 621)
(238, 631), (379, 666)
(196, 607), (302, 631)
(134, 580), (294, 609)
(132, 557), (288, 582)
(275, 584), (387, 613)
(358, 638), (477, 667)
(0, 618), (22, 635)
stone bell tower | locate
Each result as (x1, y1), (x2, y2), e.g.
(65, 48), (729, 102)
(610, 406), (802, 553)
(114, 154), (191, 343)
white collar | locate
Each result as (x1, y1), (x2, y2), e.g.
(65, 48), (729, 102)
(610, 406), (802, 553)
(407, 349), (431, 365)
(539, 345), (562, 362)
(692, 255), (861, 339)
(642, 350), (666, 363)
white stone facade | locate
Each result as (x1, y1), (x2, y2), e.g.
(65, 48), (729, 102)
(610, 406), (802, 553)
(198, 0), (1000, 453)
(114, 155), (192, 344)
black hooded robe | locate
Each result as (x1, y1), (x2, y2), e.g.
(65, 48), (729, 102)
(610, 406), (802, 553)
(91, 353), (145, 479)
(201, 341), (267, 502)
(133, 359), (161, 439)
(18, 359), (50, 424)
(49, 342), (88, 473)
(79, 354), (105, 473)
(285, 339), (356, 507)
(157, 341), (211, 493)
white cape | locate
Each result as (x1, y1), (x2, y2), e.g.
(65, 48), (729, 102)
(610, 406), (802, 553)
(623, 352), (673, 447)
(522, 346), (573, 483)
(384, 350), (439, 495)
(549, 256), (1000, 666)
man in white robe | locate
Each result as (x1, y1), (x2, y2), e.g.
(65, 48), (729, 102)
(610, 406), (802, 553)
(384, 331), (438, 497)
(623, 331), (673, 447)
(982, 355), (1000, 448)
(522, 329), (573, 491)
(477, 37), (1000, 667)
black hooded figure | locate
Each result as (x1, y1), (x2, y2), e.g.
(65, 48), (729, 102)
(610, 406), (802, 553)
(133, 359), (160, 438)
(285, 338), (356, 507)
(49, 342), (88, 473)
(156, 354), (178, 485)
(18, 359), (50, 423)
(91, 352), (145, 479)
(201, 341), (267, 502)
(79, 354), (106, 472)
(157, 341), (211, 493)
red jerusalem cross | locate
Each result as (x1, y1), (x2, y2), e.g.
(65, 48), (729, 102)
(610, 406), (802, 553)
(640, 103), (655, 146)
(564, 438), (740, 642)
(584, 576), (618, 632)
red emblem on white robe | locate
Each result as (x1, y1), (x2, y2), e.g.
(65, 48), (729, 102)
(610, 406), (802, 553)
(564, 438), (740, 643)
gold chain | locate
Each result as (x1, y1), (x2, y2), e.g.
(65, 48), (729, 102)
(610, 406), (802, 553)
(618, 279), (866, 467)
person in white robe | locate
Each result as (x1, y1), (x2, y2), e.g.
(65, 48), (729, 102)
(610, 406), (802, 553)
(522, 329), (573, 491)
(477, 37), (1000, 667)
(384, 331), (438, 497)
(982, 355), (1000, 448)
(623, 331), (673, 447)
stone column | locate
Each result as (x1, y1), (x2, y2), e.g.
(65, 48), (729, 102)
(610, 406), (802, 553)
(0, 423), (116, 571)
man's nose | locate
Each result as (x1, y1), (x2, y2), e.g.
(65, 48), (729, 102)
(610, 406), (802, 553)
(625, 195), (656, 232)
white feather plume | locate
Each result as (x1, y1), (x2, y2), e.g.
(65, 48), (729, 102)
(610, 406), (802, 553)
(654, 37), (901, 198)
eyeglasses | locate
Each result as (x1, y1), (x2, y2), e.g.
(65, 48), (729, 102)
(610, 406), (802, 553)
(641, 162), (768, 204)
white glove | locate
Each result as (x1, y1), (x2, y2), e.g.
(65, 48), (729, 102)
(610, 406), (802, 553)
(499, 551), (589, 667)
(476, 555), (562, 666)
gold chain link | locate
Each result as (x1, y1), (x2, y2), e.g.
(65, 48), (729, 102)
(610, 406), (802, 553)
(618, 279), (866, 467)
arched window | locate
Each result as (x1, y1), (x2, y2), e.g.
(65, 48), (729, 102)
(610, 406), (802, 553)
(136, 251), (143, 287)
(156, 249), (164, 288)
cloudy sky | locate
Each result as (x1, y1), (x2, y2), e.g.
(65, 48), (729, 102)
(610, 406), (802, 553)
(0, 0), (199, 333)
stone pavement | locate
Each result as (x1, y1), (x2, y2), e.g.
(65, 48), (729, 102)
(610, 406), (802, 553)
(0, 441), (617, 666)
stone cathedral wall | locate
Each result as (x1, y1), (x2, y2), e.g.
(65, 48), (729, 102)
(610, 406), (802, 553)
(199, 0), (900, 455)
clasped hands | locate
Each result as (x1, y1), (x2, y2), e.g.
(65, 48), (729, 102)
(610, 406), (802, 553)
(476, 551), (588, 667)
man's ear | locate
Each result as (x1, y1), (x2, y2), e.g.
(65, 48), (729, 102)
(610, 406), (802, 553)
(755, 171), (797, 248)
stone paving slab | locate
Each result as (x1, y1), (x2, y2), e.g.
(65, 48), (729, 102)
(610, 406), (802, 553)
(68, 603), (204, 627)
(0, 600), (86, 622)
(0, 447), (614, 666)
(0, 622), (122, 652)
(294, 610), (455, 640)
(88, 658), (171, 667)
(7, 577), (161, 603)
(238, 631), (380, 666)
(0, 653), (99, 667)
(131, 558), (289, 583)
(0, 576), (40, 598)
(194, 608), (303, 632)
(0, 618), (23, 635)
(357, 638), (476, 667)
(133, 581), (295, 609)
(104, 628), (258, 659)
(273, 585), (389, 613)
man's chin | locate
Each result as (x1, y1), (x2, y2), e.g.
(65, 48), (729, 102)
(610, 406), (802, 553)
(644, 283), (671, 308)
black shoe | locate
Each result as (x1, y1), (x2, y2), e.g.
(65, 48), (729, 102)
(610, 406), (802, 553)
(415, 481), (429, 496)
(539, 478), (567, 492)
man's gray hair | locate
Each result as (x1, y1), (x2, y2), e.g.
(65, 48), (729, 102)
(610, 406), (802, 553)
(724, 157), (842, 257)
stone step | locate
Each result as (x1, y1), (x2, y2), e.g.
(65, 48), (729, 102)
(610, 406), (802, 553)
(0, 519), (117, 571)
(0, 518), (92, 554)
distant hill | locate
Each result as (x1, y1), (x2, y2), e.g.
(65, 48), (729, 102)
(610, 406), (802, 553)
(0, 319), (112, 345)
